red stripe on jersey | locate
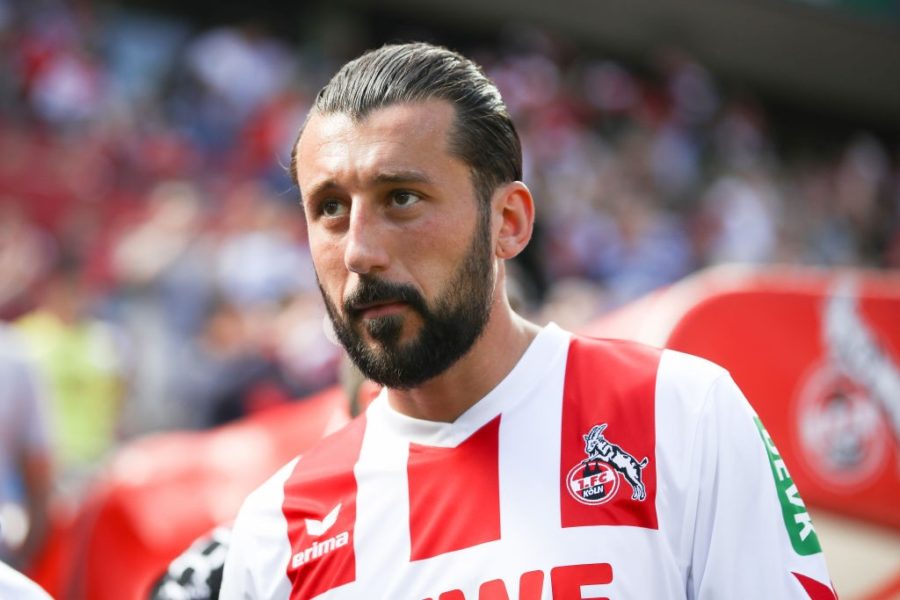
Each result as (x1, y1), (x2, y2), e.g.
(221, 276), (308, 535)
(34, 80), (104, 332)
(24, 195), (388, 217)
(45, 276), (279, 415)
(792, 572), (838, 600)
(408, 416), (502, 561)
(560, 337), (659, 529)
(283, 416), (367, 599)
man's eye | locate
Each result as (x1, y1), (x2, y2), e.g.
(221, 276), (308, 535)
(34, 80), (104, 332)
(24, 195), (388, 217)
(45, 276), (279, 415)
(320, 199), (346, 217)
(391, 191), (421, 208)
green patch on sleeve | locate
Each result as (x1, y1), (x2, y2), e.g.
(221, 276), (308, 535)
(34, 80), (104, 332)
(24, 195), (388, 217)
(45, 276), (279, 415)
(753, 416), (822, 556)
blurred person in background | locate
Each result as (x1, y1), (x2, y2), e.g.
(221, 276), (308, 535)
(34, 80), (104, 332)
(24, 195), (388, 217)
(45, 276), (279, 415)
(179, 22), (296, 157)
(178, 297), (282, 427)
(109, 180), (215, 435)
(213, 181), (316, 310)
(698, 166), (779, 267)
(14, 259), (124, 490)
(172, 182), (336, 427)
(0, 323), (52, 572)
(831, 134), (894, 265)
(178, 292), (338, 428)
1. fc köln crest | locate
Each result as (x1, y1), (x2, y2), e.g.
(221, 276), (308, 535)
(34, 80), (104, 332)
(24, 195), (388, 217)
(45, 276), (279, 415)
(566, 423), (649, 506)
(559, 336), (659, 530)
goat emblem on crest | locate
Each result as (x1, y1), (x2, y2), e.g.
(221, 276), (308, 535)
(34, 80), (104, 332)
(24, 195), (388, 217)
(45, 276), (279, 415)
(566, 423), (649, 506)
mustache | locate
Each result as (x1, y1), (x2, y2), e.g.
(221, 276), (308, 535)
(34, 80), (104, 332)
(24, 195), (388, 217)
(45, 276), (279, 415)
(344, 276), (429, 318)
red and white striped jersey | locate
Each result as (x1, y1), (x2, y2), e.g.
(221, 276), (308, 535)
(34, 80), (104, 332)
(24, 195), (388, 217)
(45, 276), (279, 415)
(220, 324), (835, 599)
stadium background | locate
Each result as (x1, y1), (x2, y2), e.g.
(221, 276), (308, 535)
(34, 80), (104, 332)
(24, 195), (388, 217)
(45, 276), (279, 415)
(0, 0), (898, 597)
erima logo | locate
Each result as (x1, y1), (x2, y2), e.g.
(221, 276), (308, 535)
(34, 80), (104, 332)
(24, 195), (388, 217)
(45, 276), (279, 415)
(305, 503), (341, 537)
(291, 531), (349, 569)
(291, 504), (348, 570)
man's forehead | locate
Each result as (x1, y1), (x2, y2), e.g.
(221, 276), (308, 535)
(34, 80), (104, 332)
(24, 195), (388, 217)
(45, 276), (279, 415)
(298, 100), (456, 154)
(294, 100), (459, 186)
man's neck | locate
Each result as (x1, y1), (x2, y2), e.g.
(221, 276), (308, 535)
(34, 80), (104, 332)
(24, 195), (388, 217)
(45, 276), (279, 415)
(385, 299), (540, 423)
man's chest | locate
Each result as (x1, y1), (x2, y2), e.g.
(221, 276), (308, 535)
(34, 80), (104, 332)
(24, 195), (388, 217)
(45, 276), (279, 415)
(281, 411), (680, 600)
(281, 448), (681, 600)
(276, 338), (686, 599)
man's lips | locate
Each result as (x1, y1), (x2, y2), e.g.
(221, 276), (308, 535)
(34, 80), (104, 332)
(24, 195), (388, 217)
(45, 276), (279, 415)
(352, 300), (408, 319)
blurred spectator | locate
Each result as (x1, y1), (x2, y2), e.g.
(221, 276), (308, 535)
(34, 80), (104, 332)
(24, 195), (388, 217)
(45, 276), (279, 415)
(833, 134), (893, 265)
(213, 182), (315, 308)
(109, 181), (214, 435)
(100, 10), (189, 109)
(176, 23), (295, 155)
(14, 262), (124, 485)
(658, 48), (719, 128)
(700, 169), (780, 265)
(712, 99), (772, 171)
(185, 24), (294, 119)
(28, 46), (106, 127)
(0, 324), (52, 571)
(602, 187), (694, 304)
(110, 181), (213, 332)
(179, 298), (281, 426)
(178, 297), (317, 427)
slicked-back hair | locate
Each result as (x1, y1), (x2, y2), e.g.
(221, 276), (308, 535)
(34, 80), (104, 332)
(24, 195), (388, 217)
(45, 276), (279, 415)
(290, 42), (522, 205)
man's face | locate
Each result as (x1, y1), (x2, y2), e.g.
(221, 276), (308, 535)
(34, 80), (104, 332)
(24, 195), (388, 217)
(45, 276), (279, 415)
(296, 100), (497, 389)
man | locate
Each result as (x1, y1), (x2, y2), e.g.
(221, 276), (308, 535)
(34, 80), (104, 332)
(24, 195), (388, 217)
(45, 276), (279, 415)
(220, 42), (834, 599)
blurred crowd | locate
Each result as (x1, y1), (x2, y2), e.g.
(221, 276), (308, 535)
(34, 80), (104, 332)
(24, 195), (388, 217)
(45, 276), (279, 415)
(0, 0), (898, 571)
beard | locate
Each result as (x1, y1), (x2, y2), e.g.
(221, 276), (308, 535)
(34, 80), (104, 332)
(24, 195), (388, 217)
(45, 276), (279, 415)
(320, 207), (495, 390)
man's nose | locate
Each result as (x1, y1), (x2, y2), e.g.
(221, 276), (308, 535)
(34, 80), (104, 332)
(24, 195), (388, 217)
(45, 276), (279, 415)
(344, 203), (390, 275)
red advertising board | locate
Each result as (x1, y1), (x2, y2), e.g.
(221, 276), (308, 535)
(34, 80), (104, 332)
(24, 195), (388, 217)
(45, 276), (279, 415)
(584, 266), (900, 530)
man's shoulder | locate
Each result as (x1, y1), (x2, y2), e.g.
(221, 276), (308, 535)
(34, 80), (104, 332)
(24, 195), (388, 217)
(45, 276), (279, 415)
(568, 333), (662, 361)
(565, 333), (731, 423)
(569, 332), (727, 384)
(239, 415), (367, 518)
(236, 456), (301, 521)
(290, 413), (368, 473)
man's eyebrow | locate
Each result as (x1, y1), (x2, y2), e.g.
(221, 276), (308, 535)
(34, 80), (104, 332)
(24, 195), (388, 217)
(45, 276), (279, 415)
(372, 170), (433, 185)
(302, 170), (433, 202)
(302, 179), (339, 202)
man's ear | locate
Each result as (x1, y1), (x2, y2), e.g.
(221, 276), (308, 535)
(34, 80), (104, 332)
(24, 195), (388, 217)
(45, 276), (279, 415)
(492, 181), (535, 260)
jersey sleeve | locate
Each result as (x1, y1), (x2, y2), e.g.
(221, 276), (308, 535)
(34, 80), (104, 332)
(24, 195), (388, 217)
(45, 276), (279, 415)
(687, 372), (835, 599)
(220, 458), (298, 600)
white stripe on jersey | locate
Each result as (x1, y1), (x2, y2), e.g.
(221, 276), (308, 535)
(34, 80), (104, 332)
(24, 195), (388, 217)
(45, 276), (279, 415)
(223, 458), (297, 598)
